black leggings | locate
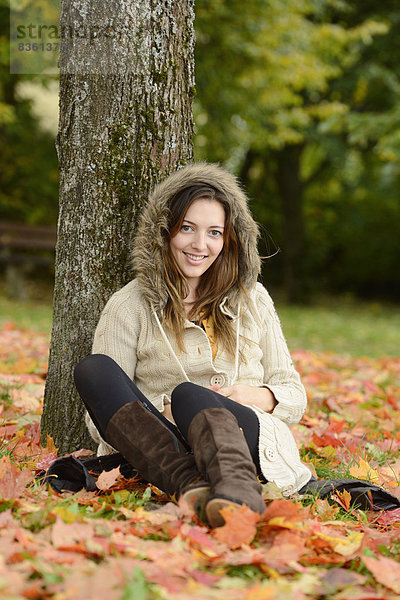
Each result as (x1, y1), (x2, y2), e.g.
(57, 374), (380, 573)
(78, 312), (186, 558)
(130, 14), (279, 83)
(74, 354), (262, 473)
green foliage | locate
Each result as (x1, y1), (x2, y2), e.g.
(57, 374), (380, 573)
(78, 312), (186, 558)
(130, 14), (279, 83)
(120, 568), (161, 600)
(194, 0), (400, 300)
(0, 0), (59, 225)
(0, 93), (59, 224)
(194, 0), (387, 162)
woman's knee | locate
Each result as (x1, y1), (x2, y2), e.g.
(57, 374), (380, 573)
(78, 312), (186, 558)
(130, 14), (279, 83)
(74, 354), (117, 387)
(171, 381), (201, 406)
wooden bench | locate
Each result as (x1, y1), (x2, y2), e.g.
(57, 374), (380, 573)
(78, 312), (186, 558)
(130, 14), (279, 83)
(0, 222), (57, 299)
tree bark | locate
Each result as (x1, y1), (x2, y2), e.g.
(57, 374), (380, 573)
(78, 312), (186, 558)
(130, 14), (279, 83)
(41, 0), (195, 453)
(275, 143), (306, 303)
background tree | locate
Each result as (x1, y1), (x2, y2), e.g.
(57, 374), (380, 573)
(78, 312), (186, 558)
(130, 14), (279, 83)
(194, 0), (399, 301)
(41, 0), (195, 453)
(307, 0), (400, 299)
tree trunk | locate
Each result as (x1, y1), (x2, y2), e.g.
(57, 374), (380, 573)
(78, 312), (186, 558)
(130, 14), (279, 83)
(275, 143), (306, 303)
(41, 0), (195, 453)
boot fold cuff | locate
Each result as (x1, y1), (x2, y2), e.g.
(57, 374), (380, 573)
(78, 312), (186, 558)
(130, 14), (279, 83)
(250, 406), (312, 496)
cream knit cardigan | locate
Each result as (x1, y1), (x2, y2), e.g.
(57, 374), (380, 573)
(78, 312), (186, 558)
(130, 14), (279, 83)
(86, 279), (311, 495)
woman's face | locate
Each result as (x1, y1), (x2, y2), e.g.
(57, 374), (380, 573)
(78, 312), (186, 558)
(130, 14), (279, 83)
(169, 197), (225, 291)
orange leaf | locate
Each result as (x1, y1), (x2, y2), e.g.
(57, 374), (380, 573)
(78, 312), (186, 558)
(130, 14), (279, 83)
(45, 434), (58, 454)
(363, 554), (400, 594)
(262, 500), (306, 523)
(244, 583), (277, 600)
(213, 504), (259, 548)
(331, 489), (352, 511)
(312, 431), (341, 448)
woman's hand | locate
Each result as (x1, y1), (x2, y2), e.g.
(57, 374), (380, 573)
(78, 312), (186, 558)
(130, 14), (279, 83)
(207, 383), (277, 413)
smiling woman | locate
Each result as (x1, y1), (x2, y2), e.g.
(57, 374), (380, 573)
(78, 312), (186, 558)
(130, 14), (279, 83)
(73, 163), (313, 528)
(169, 196), (225, 303)
(161, 183), (242, 358)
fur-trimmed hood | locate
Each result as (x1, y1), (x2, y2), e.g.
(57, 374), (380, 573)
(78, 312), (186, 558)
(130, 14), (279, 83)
(132, 162), (261, 313)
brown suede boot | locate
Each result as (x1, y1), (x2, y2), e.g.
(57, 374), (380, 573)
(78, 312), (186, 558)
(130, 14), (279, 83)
(187, 407), (265, 528)
(104, 402), (210, 516)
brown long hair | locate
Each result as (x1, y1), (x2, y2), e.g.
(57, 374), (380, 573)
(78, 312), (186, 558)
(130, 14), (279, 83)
(161, 184), (245, 356)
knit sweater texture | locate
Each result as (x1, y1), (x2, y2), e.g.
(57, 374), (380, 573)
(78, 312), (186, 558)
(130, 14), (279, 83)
(85, 162), (311, 494)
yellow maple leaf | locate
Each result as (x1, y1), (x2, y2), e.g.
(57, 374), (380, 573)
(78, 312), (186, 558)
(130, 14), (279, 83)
(267, 516), (304, 531)
(53, 505), (81, 524)
(349, 457), (380, 484)
(333, 532), (364, 557)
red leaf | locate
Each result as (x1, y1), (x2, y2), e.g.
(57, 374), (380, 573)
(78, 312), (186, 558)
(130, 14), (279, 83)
(312, 431), (341, 448)
(181, 524), (217, 550)
(35, 452), (58, 471)
(327, 419), (346, 434)
(263, 530), (306, 573)
(320, 566), (366, 591)
(375, 507), (400, 526)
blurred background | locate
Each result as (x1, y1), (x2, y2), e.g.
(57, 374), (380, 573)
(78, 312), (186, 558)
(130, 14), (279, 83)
(1, 0), (399, 356)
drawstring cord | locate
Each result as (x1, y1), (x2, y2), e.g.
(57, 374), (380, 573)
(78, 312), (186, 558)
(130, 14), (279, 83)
(152, 310), (191, 382)
(152, 301), (241, 386)
(231, 302), (241, 385)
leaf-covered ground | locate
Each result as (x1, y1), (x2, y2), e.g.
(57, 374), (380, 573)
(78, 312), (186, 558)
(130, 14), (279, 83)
(1, 321), (400, 599)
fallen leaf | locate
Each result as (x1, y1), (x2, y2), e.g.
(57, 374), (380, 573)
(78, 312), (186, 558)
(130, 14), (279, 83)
(261, 482), (285, 500)
(263, 530), (306, 573)
(0, 455), (33, 499)
(51, 517), (95, 549)
(244, 583), (277, 599)
(333, 532), (364, 558)
(374, 507), (400, 526)
(319, 567), (366, 592)
(363, 554), (400, 594)
(0, 509), (16, 528)
(213, 505), (260, 548)
(331, 489), (352, 511)
(349, 458), (380, 484)
(96, 466), (122, 491)
(262, 499), (306, 524)
(35, 452), (58, 471)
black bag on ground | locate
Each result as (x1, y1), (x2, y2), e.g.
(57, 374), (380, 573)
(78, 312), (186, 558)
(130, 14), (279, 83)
(299, 477), (400, 511)
(44, 453), (138, 493)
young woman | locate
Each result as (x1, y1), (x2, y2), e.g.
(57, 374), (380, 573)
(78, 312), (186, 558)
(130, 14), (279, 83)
(74, 162), (312, 528)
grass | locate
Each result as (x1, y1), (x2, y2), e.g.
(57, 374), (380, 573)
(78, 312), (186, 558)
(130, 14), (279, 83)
(277, 296), (400, 357)
(0, 279), (53, 334)
(0, 285), (399, 356)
